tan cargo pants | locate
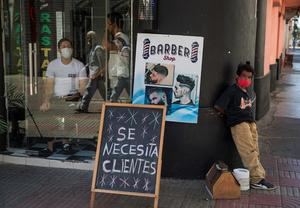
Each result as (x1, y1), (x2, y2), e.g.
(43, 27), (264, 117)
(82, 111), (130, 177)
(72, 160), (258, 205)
(230, 122), (265, 184)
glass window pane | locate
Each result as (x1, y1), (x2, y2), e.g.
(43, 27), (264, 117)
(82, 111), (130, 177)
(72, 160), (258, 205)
(2, 0), (132, 159)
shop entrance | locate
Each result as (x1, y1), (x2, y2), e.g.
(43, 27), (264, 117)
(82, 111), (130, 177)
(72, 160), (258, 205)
(1, 0), (132, 160)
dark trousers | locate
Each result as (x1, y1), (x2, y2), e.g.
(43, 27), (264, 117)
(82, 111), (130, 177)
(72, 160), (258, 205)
(110, 77), (130, 102)
(79, 77), (106, 111)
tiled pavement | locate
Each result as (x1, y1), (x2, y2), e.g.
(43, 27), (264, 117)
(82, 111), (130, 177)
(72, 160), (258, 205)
(215, 156), (300, 208)
(1, 156), (300, 208)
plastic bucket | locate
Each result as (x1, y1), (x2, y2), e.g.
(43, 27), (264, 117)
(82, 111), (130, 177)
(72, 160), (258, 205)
(233, 168), (250, 191)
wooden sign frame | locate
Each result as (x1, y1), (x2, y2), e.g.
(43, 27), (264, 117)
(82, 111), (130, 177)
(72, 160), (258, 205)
(90, 103), (167, 208)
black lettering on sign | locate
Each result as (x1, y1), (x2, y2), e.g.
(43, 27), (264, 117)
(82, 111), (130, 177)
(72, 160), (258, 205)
(92, 103), (166, 195)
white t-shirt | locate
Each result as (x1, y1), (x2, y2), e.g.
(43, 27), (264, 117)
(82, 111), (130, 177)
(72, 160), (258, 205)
(46, 58), (87, 96)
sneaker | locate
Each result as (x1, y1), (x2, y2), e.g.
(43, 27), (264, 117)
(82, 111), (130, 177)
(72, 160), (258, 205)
(62, 143), (73, 154)
(74, 108), (88, 113)
(251, 179), (277, 190)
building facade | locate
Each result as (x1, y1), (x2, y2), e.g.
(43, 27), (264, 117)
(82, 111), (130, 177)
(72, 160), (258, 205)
(0, 0), (298, 178)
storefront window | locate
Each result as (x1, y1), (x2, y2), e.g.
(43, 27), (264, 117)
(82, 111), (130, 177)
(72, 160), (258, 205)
(2, 0), (132, 160)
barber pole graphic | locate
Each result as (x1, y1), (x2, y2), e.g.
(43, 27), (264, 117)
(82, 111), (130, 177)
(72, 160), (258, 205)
(143, 38), (150, 59)
(191, 42), (199, 63)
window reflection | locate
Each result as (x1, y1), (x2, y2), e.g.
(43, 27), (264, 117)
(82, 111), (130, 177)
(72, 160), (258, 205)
(4, 0), (132, 160)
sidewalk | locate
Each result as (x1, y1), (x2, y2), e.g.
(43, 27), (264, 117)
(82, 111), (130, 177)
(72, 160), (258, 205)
(1, 63), (300, 208)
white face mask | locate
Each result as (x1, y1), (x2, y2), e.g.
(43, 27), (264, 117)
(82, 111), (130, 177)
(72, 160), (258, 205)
(60, 48), (73, 59)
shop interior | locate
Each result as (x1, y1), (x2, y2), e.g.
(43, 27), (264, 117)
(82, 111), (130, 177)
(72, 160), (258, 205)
(2, 0), (132, 160)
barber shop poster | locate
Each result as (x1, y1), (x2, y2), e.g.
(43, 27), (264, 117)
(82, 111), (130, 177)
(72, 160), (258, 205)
(133, 33), (204, 123)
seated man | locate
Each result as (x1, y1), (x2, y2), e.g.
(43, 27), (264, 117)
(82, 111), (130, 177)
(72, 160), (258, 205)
(173, 74), (195, 105)
(40, 38), (87, 154)
(40, 38), (86, 111)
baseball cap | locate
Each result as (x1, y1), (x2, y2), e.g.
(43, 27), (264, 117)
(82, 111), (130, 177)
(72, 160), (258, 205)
(114, 32), (129, 46)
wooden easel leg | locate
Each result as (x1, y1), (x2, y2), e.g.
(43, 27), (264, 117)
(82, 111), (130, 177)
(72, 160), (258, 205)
(89, 192), (96, 208)
(154, 197), (159, 208)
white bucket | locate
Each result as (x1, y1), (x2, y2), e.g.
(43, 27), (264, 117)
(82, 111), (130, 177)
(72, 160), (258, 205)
(233, 168), (250, 191)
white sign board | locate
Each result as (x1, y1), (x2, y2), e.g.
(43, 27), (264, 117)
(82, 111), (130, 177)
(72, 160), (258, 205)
(133, 33), (204, 123)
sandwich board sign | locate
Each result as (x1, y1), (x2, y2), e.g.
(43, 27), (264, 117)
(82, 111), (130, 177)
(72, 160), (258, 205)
(91, 103), (166, 208)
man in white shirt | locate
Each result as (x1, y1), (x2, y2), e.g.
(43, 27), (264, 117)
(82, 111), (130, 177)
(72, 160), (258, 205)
(40, 38), (87, 111)
(39, 38), (87, 154)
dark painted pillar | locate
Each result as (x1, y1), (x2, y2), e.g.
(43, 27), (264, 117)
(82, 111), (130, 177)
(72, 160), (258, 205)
(134, 0), (256, 179)
(254, 0), (270, 119)
(255, 0), (267, 78)
(0, 0), (8, 150)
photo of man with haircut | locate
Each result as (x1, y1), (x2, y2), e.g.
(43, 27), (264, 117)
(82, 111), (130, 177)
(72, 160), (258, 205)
(145, 86), (172, 114)
(173, 74), (195, 105)
(145, 63), (169, 85)
(148, 88), (168, 105)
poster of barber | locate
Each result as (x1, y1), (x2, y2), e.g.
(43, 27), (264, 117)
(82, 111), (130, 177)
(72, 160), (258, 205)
(133, 33), (204, 123)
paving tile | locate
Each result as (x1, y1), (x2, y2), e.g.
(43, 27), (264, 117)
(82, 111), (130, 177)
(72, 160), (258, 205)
(289, 171), (296, 179)
(262, 157), (278, 169)
(281, 196), (300, 208)
(296, 172), (300, 180)
(286, 186), (294, 197)
(215, 199), (248, 208)
(249, 194), (281, 206)
(280, 186), (287, 196)
(277, 164), (300, 172)
(279, 178), (300, 188)
(292, 187), (300, 197)
(180, 197), (214, 208)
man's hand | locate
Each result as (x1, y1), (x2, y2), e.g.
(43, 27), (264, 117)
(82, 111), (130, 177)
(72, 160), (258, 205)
(91, 68), (105, 80)
(214, 105), (225, 118)
(40, 101), (50, 112)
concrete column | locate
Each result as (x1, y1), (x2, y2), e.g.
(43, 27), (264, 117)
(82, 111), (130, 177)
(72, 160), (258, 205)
(255, 0), (267, 77)
(254, 0), (270, 119)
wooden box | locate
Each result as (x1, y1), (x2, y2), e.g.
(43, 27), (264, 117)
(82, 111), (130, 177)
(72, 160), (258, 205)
(205, 162), (240, 199)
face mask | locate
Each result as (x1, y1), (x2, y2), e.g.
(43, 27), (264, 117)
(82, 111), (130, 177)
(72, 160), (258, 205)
(61, 48), (73, 59)
(237, 78), (251, 88)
